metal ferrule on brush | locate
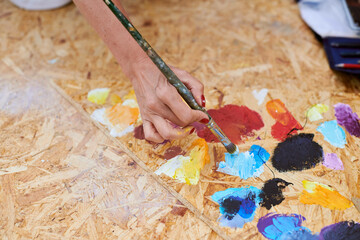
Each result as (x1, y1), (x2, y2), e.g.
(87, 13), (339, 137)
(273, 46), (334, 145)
(206, 116), (237, 154)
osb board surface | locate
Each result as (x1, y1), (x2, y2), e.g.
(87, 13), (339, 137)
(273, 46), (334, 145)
(1, 0), (360, 239)
(55, 76), (360, 240)
(1, 0), (360, 94)
(0, 75), (218, 240)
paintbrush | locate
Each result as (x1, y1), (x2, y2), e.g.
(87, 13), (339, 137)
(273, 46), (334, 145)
(104, 0), (237, 154)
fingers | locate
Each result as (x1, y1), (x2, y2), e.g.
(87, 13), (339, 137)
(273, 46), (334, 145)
(152, 116), (192, 140)
(142, 120), (164, 143)
(172, 67), (205, 108)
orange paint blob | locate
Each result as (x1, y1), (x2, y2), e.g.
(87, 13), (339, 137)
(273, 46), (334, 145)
(299, 180), (353, 210)
(105, 103), (139, 126)
(266, 99), (302, 141)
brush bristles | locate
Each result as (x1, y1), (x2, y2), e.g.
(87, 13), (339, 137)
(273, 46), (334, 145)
(225, 143), (238, 154)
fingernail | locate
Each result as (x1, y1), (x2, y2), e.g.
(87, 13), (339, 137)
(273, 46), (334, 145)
(189, 128), (195, 134)
(200, 118), (209, 124)
(201, 95), (206, 108)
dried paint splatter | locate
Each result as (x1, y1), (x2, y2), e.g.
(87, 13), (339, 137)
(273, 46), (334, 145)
(334, 103), (360, 138)
(259, 178), (292, 210)
(257, 213), (317, 240)
(319, 221), (360, 240)
(217, 145), (270, 179)
(317, 120), (347, 148)
(323, 153), (344, 170)
(266, 99), (302, 141)
(299, 180), (353, 210)
(211, 187), (261, 228)
(87, 88), (110, 105)
(155, 139), (209, 185)
(271, 133), (323, 172)
(195, 104), (264, 144)
(306, 103), (329, 122)
(91, 90), (140, 137)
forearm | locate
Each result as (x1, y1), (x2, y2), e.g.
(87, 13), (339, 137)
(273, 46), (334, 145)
(73, 0), (149, 79)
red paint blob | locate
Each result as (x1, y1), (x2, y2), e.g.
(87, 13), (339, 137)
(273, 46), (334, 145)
(266, 99), (302, 141)
(195, 104), (264, 144)
(134, 124), (145, 140)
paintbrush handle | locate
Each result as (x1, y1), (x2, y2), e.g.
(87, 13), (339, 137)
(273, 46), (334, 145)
(104, 0), (203, 112)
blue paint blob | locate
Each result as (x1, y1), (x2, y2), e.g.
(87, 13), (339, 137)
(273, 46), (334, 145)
(218, 145), (270, 179)
(211, 187), (261, 228)
(317, 120), (347, 148)
(319, 221), (360, 240)
(257, 213), (317, 240)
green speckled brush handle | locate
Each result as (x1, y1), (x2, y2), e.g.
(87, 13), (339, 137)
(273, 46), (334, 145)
(104, 0), (203, 112)
(104, 0), (237, 154)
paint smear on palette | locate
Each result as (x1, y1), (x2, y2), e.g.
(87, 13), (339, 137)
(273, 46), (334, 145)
(217, 145), (270, 179)
(272, 133), (323, 172)
(163, 146), (185, 160)
(317, 120), (347, 148)
(211, 187), (261, 228)
(252, 88), (268, 105)
(299, 180), (353, 210)
(134, 124), (145, 140)
(266, 99), (303, 141)
(155, 139), (209, 185)
(195, 104), (264, 144)
(319, 221), (360, 240)
(307, 104), (329, 122)
(259, 178), (293, 210)
(257, 213), (317, 240)
(323, 153), (344, 170)
(87, 88), (110, 105)
(91, 90), (140, 137)
(334, 103), (360, 138)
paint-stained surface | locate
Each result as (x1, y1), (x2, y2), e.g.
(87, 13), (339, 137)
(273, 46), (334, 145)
(317, 120), (347, 148)
(266, 99), (302, 141)
(155, 139), (209, 185)
(307, 104), (329, 122)
(87, 88), (110, 105)
(196, 105), (264, 144)
(218, 145), (270, 179)
(319, 221), (360, 240)
(257, 213), (316, 240)
(259, 178), (292, 210)
(300, 180), (353, 210)
(211, 187), (261, 228)
(334, 103), (360, 138)
(323, 153), (344, 170)
(271, 134), (323, 172)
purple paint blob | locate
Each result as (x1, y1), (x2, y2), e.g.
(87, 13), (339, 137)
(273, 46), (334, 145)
(323, 153), (344, 170)
(334, 103), (360, 137)
(257, 213), (317, 240)
(319, 221), (360, 240)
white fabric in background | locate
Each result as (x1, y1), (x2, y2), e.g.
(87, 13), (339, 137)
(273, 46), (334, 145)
(298, 0), (360, 38)
(10, 0), (72, 11)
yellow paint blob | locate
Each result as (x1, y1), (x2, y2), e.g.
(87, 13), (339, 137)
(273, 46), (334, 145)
(155, 139), (210, 185)
(174, 139), (210, 185)
(123, 89), (136, 100)
(299, 180), (353, 210)
(87, 88), (110, 105)
(105, 103), (139, 126)
(110, 93), (123, 106)
(307, 104), (329, 122)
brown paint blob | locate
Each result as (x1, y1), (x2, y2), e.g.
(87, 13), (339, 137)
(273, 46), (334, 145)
(195, 104), (264, 144)
(163, 146), (185, 160)
(134, 124), (145, 140)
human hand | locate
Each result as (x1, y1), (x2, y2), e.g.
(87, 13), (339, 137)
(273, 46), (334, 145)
(130, 60), (209, 143)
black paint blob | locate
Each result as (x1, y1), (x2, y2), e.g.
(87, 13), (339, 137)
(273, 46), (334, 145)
(259, 178), (292, 210)
(220, 192), (256, 220)
(271, 133), (323, 172)
(319, 221), (360, 240)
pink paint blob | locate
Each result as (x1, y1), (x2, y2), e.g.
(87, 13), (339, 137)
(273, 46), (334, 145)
(323, 153), (344, 170)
